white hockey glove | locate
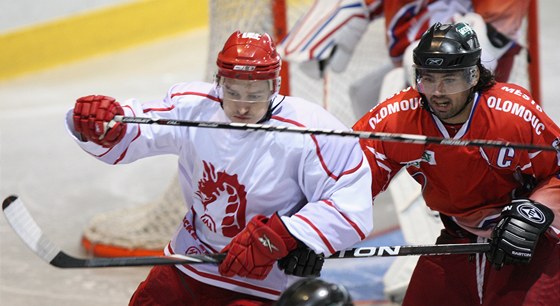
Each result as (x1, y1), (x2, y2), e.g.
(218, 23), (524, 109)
(487, 199), (554, 270)
(278, 0), (371, 79)
(452, 12), (515, 72)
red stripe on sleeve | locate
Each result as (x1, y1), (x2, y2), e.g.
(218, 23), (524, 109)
(170, 91), (222, 103)
(272, 116), (338, 180)
(294, 214), (336, 254)
(143, 105), (175, 113)
(321, 199), (366, 240)
(113, 106), (140, 164)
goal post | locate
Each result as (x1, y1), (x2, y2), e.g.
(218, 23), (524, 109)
(527, 0), (541, 103)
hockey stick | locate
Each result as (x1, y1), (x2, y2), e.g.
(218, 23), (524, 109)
(114, 116), (557, 152)
(2, 195), (223, 268)
(3, 195), (490, 269)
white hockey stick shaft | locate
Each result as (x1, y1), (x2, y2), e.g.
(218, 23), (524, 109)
(114, 116), (556, 152)
(2, 195), (490, 268)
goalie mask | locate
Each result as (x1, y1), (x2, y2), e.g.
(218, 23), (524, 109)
(413, 22), (481, 95)
(276, 278), (353, 306)
(216, 31), (281, 104)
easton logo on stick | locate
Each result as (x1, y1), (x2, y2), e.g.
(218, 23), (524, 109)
(336, 246), (402, 257)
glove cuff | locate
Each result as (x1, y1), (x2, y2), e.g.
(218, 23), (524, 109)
(267, 213), (298, 252)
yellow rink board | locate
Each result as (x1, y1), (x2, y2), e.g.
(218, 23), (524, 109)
(0, 0), (208, 80)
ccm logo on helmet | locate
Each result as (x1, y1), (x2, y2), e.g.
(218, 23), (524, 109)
(425, 58), (444, 66)
(233, 65), (256, 71)
(241, 32), (261, 40)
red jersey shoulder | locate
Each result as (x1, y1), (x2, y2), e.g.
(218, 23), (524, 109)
(477, 82), (546, 138)
(353, 87), (423, 133)
(484, 82), (539, 107)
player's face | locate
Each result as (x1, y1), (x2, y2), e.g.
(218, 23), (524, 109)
(220, 78), (273, 124)
(416, 69), (477, 123)
(423, 86), (473, 123)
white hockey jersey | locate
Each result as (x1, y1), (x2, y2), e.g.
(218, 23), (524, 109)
(65, 81), (374, 300)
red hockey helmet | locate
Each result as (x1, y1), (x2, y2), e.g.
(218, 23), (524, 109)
(216, 31), (281, 82)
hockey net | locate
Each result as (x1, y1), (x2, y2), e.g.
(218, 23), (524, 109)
(82, 0), (540, 262)
(206, 0), (540, 126)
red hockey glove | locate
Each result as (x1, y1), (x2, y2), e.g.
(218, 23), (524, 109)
(73, 95), (126, 148)
(219, 213), (298, 280)
(487, 199), (554, 269)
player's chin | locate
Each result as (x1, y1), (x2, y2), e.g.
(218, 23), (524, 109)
(231, 116), (256, 124)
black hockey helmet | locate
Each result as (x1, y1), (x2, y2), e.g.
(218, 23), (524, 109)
(413, 22), (481, 95)
(413, 22), (481, 69)
(276, 278), (353, 306)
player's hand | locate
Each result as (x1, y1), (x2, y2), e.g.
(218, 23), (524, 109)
(73, 95), (126, 148)
(219, 213), (298, 280)
(278, 244), (324, 277)
(277, 0), (370, 79)
(487, 199), (554, 269)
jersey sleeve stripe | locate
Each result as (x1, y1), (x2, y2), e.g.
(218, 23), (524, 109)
(272, 115), (339, 180)
(143, 105), (175, 113)
(171, 91), (221, 103)
(321, 199), (366, 240)
(113, 105), (141, 164)
(294, 214), (336, 254)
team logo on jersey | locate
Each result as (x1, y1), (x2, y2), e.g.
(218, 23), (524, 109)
(195, 161), (247, 238)
(405, 150), (436, 168)
(185, 246), (203, 255)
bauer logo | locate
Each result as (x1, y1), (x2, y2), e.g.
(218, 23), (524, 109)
(517, 203), (546, 224)
(426, 58), (444, 66)
(233, 65), (256, 71)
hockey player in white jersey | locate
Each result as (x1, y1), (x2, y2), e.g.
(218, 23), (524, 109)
(66, 31), (373, 305)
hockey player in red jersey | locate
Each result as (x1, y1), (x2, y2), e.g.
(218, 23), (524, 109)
(67, 31), (373, 305)
(353, 22), (559, 305)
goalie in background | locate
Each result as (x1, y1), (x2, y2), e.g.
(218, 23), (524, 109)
(353, 22), (559, 305)
(278, 0), (533, 109)
(66, 31), (373, 305)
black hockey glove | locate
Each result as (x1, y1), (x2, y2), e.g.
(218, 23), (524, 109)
(278, 244), (324, 277)
(487, 199), (554, 269)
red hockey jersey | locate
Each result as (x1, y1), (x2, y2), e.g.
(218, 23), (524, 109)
(353, 83), (560, 237)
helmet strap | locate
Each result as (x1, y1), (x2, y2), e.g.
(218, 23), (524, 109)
(257, 95), (285, 124)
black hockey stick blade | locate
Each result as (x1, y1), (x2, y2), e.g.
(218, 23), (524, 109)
(2, 195), (225, 268)
(3, 195), (490, 268)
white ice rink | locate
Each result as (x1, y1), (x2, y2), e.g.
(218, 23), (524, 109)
(2, 2), (560, 305)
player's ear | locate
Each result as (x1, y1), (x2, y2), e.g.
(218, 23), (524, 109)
(469, 66), (480, 86)
(474, 66), (480, 85)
